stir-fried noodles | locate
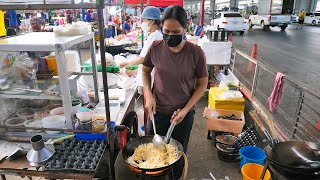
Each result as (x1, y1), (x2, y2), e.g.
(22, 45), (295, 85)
(128, 143), (178, 169)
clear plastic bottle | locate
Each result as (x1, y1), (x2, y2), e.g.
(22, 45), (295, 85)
(216, 69), (225, 83)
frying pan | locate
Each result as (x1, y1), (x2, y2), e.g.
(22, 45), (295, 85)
(122, 135), (184, 172)
(268, 158), (320, 177)
(264, 141), (320, 175)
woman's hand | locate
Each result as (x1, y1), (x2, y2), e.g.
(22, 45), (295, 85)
(120, 61), (129, 68)
(145, 92), (156, 117)
(171, 109), (188, 125)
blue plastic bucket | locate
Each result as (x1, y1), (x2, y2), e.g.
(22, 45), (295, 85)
(239, 146), (266, 169)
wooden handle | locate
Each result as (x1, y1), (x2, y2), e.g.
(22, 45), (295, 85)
(249, 110), (266, 132)
(182, 152), (188, 180)
(203, 107), (209, 118)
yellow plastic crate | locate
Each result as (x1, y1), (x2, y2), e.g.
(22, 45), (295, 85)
(208, 87), (245, 112)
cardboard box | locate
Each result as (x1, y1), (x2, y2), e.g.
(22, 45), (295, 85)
(203, 107), (245, 134)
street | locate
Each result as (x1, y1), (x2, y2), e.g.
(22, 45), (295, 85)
(232, 24), (320, 93)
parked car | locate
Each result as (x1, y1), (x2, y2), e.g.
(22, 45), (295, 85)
(304, 12), (320, 26)
(213, 12), (248, 35)
(291, 14), (299, 23)
(248, 0), (292, 31)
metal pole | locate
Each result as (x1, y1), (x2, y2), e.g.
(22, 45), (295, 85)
(55, 48), (74, 129)
(89, 39), (100, 104)
(200, 0), (205, 26)
(97, 0), (114, 179)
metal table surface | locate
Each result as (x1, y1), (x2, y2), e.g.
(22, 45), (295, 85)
(0, 32), (94, 52)
(115, 87), (138, 126)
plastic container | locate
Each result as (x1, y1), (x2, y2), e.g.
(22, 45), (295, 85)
(76, 111), (93, 122)
(200, 41), (232, 65)
(33, 110), (50, 120)
(42, 115), (66, 134)
(94, 101), (120, 121)
(239, 146), (266, 169)
(241, 163), (271, 180)
(45, 56), (58, 76)
(24, 119), (43, 133)
(16, 108), (36, 120)
(5, 117), (27, 132)
(64, 51), (81, 73)
(50, 107), (64, 116)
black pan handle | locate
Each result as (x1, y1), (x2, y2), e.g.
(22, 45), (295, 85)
(260, 161), (269, 180)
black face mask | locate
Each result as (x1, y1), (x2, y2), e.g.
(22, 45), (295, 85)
(163, 34), (183, 47)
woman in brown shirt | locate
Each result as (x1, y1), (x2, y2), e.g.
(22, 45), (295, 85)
(142, 5), (208, 153)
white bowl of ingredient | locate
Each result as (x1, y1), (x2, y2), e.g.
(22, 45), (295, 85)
(24, 119), (43, 133)
(42, 115), (65, 134)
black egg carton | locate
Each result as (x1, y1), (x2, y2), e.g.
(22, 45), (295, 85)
(234, 126), (260, 150)
(44, 139), (106, 173)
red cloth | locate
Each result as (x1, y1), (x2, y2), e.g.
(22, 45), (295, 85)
(268, 72), (285, 112)
(124, 0), (183, 7)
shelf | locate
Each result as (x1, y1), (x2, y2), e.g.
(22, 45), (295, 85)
(0, 75), (78, 100)
(0, 32), (94, 52)
(0, 93), (62, 100)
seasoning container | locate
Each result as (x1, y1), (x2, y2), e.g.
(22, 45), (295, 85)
(79, 120), (92, 131)
(5, 117), (27, 132)
(24, 119), (43, 133)
(16, 108), (36, 120)
(92, 115), (106, 132)
(33, 110), (50, 120)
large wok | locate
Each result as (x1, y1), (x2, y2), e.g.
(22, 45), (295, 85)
(122, 135), (184, 172)
(264, 141), (320, 176)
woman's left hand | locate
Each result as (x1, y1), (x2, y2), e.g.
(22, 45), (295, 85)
(171, 109), (188, 125)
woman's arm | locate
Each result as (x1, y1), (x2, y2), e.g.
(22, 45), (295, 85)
(120, 56), (144, 67)
(171, 77), (208, 124)
(142, 65), (156, 114)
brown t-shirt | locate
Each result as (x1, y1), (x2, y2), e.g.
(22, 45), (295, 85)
(143, 40), (208, 115)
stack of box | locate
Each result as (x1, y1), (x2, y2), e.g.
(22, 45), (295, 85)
(205, 87), (245, 134)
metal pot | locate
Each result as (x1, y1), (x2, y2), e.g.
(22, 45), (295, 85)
(215, 134), (237, 145)
(216, 143), (239, 162)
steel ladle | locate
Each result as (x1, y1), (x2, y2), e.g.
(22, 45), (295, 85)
(150, 112), (167, 152)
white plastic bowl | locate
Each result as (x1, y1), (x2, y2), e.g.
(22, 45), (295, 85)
(42, 115), (66, 134)
(24, 119), (43, 133)
(50, 107), (64, 116)
(76, 111), (93, 122)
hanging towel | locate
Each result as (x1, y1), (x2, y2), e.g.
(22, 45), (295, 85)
(268, 72), (285, 112)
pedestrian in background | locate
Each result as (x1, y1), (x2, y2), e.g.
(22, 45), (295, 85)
(297, 9), (306, 30)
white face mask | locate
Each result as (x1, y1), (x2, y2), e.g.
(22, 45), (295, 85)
(141, 21), (151, 32)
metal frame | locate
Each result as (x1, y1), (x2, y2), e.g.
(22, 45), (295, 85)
(232, 49), (320, 143)
(0, 32), (99, 129)
(0, 0), (145, 178)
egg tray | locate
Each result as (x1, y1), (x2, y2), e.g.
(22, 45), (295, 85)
(234, 126), (260, 150)
(44, 138), (107, 173)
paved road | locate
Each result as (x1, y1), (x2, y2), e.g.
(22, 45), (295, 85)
(232, 24), (320, 93)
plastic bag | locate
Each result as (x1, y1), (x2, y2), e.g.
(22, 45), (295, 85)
(13, 53), (37, 88)
(220, 90), (243, 99)
(219, 71), (240, 88)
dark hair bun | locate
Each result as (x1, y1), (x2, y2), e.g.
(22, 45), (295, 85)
(162, 5), (187, 28)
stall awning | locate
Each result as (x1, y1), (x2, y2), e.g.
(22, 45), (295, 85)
(124, 0), (183, 7)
